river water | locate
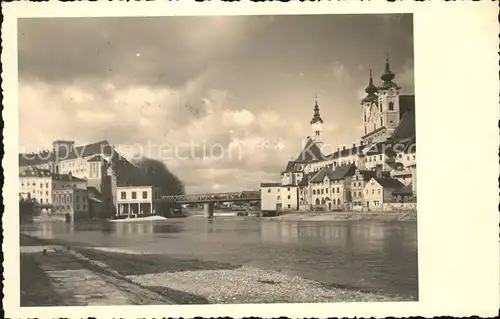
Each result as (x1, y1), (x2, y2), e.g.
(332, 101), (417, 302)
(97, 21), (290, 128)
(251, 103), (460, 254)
(21, 216), (418, 300)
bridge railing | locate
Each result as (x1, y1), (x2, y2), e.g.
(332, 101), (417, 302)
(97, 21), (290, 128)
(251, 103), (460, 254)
(160, 192), (260, 202)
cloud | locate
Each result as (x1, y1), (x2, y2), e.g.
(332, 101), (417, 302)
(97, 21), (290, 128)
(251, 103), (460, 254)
(330, 60), (352, 82)
(19, 75), (301, 193)
(396, 59), (415, 93)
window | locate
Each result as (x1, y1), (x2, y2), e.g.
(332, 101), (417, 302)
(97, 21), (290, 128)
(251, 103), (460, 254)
(372, 189), (374, 194)
(121, 192), (126, 199)
(287, 195), (291, 199)
(267, 189), (271, 193)
(45, 191), (48, 196)
(364, 126), (367, 135)
(321, 189), (324, 195)
(312, 189), (316, 195)
(287, 187), (290, 191)
(142, 191), (148, 199)
(325, 188), (328, 193)
(378, 189), (381, 194)
(380, 155), (382, 160)
(380, 118), (383, 126)
(76, 195), (80, 202)
(277, 196), (280, 200)
(45, 183), (49, 188)
(131, 192), (137, 199)
(389, 102), (394, 111)
(359, 191), (362, 196)
(336, 187), (340, 193)
(40, 183), (43, 188)
(76, 204), (80, 210)
(287, 204), (291, 209)
(407, 156), (410, 161)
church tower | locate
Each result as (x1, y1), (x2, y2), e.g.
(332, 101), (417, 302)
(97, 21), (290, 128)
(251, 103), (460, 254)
(361, 69), (379, 140)
(377, 56), (401, 136)
(310, 96), (323, 144)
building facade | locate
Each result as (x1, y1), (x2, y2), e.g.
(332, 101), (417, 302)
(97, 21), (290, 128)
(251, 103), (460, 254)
(116, 186), (163, 217)
(259, 57), (417, 213)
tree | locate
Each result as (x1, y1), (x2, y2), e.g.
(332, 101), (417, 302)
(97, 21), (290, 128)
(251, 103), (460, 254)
(132, 157), (185, 196)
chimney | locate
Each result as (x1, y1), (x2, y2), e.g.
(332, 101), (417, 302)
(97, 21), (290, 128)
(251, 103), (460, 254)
(68, 171), (72, 180)
(352, 143), (356, 148)
(375, 166), (383, 178)
(342, 146), (346, 151)
(360, 141), (364, 146)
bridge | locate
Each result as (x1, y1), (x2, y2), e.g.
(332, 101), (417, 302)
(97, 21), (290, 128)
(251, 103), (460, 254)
(159, 191), (261, 217)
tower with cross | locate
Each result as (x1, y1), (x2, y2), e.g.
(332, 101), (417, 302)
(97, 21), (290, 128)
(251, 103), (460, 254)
(310, 94), (324, 145)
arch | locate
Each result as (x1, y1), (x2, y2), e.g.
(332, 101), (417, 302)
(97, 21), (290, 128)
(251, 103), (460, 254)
(315, 198), (320, 205)
(337, 198), (341, 205)
(321, 198), (326, 205)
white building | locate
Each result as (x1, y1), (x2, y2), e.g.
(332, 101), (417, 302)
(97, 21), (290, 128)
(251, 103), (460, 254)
(19, 166), (87, 215)
(116, 185), (163, 217)
(363, 177), (405, 211)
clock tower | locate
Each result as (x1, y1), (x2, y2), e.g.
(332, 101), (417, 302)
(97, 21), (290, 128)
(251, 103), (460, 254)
(377, 56), (401, 136)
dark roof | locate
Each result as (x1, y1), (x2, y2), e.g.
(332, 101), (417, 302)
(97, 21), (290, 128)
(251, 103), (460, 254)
(399, 95), (415, 118)
(357, 170), (377, 182)
(281, 161), (301, 174)
(261, 182), (281, 187)
(19, 140), (113, 167)
(373, 177), (405, 189)
(19, 167), (52, 178)
(310, 164), (357, 183)
(294, 138), (327, 162)
(325, 145), (360, 159)
(87, 186), (102, 199)
(392, 183), (413, 195)
(391, 109), (415, 142)
(19, 167), (86, 182)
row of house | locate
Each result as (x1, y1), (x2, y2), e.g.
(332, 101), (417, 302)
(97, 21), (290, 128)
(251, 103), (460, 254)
(260, 58), (417, 213)
(18, 139), (173, 221)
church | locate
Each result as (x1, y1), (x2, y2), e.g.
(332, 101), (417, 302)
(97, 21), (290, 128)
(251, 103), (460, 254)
(260, 58), (417, 213)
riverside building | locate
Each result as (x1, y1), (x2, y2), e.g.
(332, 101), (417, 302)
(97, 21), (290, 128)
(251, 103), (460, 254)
(260, 58), (417, 213)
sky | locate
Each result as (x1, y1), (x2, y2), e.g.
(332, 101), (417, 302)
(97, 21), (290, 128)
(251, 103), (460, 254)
(18, 14), (414, 193)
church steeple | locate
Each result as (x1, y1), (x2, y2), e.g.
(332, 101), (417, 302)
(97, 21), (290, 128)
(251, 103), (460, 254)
(381, 54), (395, 82)
(361, 69), (378, 105)
(310, 95), (323, 144)
(310, 95), (323, 124)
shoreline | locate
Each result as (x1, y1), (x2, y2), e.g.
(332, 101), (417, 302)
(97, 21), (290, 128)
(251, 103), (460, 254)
(264, 211), (417, 222)
(20, 233), (411, 305)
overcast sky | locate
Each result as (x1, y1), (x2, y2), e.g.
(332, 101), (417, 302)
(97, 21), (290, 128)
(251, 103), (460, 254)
(18, 14), (414, 193)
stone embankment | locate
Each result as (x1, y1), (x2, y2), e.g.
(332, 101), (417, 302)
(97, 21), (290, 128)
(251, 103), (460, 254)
(21, 234), (408, 306)
(264, 211), (417, 222)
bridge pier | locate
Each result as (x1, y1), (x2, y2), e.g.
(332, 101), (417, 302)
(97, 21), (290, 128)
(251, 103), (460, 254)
(203, 202), (214, 218)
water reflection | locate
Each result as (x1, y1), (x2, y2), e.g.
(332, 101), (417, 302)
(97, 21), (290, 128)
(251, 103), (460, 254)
(20, 218), (418, 299)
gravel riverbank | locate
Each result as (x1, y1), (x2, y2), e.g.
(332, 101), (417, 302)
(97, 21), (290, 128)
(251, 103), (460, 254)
(21, 234), (408, 304)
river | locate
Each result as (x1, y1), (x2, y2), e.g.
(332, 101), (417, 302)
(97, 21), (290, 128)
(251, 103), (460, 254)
(21, 216), (418, 300)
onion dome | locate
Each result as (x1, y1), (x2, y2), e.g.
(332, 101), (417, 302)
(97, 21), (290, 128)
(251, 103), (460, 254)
(381, 57), (395, 82)
(379, 55), (400, 91)
(361, 69), (378, 104)
(310, 97), (323, 124)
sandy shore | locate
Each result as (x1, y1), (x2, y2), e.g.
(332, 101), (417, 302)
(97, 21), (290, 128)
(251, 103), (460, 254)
(20, 234), (407, 305)
(264, 211), (417, 222)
